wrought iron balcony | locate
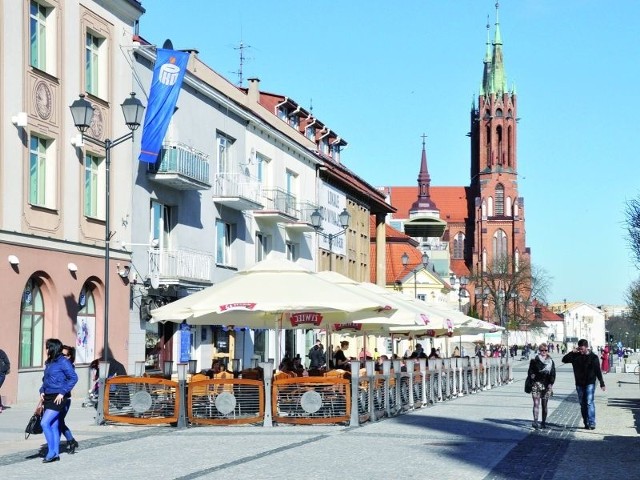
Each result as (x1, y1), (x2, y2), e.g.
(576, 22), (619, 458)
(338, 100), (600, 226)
(255, 187), (300, 222)
(148, 248), (213, 284)
(283, 201), (319, 232)
(147, 141), (211, 190)
(212, 172), (263, 210)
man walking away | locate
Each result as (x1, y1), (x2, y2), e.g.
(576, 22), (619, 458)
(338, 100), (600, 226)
(562, 338), (605, 429)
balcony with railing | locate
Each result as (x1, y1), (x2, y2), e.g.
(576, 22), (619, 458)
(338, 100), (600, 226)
(255, 187), (300, 222)
(147, 141), (211, 190)
(148, 248), (214, 285)
(283, 200), (319, 232)
(212, 172), (263, 211)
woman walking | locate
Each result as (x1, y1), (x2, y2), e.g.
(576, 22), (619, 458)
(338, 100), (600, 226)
(527, 342), (556, 429)
(58, 345), (79, 453)
(600, 345), (610, 374)
(38, 339), (78, 463)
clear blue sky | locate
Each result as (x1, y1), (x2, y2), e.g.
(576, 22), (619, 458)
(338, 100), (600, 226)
(139, 1), (640, 307)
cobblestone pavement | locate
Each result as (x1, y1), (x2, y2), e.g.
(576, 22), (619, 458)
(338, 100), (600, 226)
(0, 361), (638, 479)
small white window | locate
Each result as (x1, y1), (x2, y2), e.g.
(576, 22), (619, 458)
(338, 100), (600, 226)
(30, 0), (56, 75)
(217, 133), (234, 174)
(216, 220), (235, 266)
(255, 232), (271, 262)
(84, 153), (105, 219)
(85, 31), (106, 98)
(151, 201), (171, 250)
(29, 134), (56, 208)
(286, 242), (298, 261)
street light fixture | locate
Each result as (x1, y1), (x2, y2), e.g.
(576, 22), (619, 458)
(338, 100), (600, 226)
(310, 207), (350, 271)
(450, 275), (469, 312)
(401, 251), (429, 299)
(70, 93), (145, 363)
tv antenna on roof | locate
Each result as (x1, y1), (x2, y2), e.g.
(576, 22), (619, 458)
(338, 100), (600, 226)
(232, 40), (252, 87)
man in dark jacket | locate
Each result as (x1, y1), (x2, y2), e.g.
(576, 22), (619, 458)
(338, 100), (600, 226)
(562, 338), (606, 429)
(308, 340), (325, 369)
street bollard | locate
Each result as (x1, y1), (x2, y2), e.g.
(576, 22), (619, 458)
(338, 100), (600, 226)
(405, 359), (415, 409)
(259, 362), (274, 427)
(382, 360), (392, 417)
(393, 360), (402, 411)
(96, 361), (110, 426)
(350, 361), (360, 427)
(419, 358), (428, 407)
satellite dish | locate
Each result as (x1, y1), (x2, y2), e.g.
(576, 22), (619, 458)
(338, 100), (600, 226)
(162, 39), (174, 50)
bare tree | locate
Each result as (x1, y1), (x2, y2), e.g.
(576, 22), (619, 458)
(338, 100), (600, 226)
(623, 198), (640, 326)
(470, 255), (552, 333)
(625, 197), (640, 267)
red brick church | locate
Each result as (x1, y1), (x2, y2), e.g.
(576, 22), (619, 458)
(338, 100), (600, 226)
(377, 5), (530, 318)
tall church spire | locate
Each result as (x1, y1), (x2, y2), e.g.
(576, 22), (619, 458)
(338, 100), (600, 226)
(490, 2), (507, 95)
(481, 15), (492, 96)
(410, 134), (438, 213)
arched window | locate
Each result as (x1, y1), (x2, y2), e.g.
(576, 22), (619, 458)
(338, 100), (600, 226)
(482, 248), (487, 272)
(495, 108), (503, 117)
(495, 184), (505, 215)
(75, 285), (97, 364)
(493, 229), (508, 266)
(481, 200), (487, 219)
(487, 197), (494, 217)
(453, 232), (465, 259)
(506, 196), (512, 216)
(515, 249), (520, 272)
(514, 200), (519, 218)
(20, 277), (45, 368)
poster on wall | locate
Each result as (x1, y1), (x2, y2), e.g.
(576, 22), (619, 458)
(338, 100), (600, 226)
(317, 181), (348, 256)
(75, 315), (95, 364)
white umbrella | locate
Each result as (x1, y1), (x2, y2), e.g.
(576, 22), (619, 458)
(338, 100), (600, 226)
(150, 258), (395, 329)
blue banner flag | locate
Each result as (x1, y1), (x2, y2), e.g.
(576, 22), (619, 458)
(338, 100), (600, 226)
(138, 49), (190, 163)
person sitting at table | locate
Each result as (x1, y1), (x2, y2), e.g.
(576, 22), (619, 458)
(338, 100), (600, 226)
(428, 348), (440, 359)
(452, 346), (461, 358)
(410, 343), (427, 359)
(333, 341), (351, 370)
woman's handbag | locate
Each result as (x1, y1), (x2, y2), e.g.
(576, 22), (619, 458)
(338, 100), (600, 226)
(25, 408), (43, 439)
(524, 376), (533, 394)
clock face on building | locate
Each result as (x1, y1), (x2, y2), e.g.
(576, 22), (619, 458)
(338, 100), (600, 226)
(34, 81), (52, 120)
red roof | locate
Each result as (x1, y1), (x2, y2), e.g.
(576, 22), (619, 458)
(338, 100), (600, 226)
(369, 221), (422, 284)
(386, 186), (470, 223)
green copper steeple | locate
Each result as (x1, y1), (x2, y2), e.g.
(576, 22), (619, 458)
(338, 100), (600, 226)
(481, 15), (492, 96)
(490, 2), (507, 95)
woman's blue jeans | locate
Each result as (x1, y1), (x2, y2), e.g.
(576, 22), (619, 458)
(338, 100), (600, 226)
(576, 383), (596, 427)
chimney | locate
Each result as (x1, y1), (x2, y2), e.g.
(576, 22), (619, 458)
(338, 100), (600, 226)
(247, 78), (260, 104)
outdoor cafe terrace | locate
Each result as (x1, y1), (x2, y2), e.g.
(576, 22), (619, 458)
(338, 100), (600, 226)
(95, 356), (513, 428)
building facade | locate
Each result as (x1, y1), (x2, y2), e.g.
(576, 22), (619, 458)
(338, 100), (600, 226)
(0, 0), (145, 405)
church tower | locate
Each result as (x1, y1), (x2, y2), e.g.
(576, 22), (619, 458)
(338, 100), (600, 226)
(469, 3), (527, 279)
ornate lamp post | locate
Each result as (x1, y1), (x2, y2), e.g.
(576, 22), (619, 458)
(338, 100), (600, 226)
(70, 93), (145, 362)
(310, 207), (350, 271)
(401, 251), (429, 299)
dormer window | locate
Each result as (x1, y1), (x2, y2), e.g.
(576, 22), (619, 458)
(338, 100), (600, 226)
(305, 126), (315, 140)
(289, 114), (299, 129)
(319, 138), (329, 155)
(330, 144), (340, 161)
(277, 106), (288, 121)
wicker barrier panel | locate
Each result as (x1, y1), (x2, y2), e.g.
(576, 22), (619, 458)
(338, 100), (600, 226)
(273, 376), (350, 425)
(103, 376), (179, 425)
(188, 378), (264, 425)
